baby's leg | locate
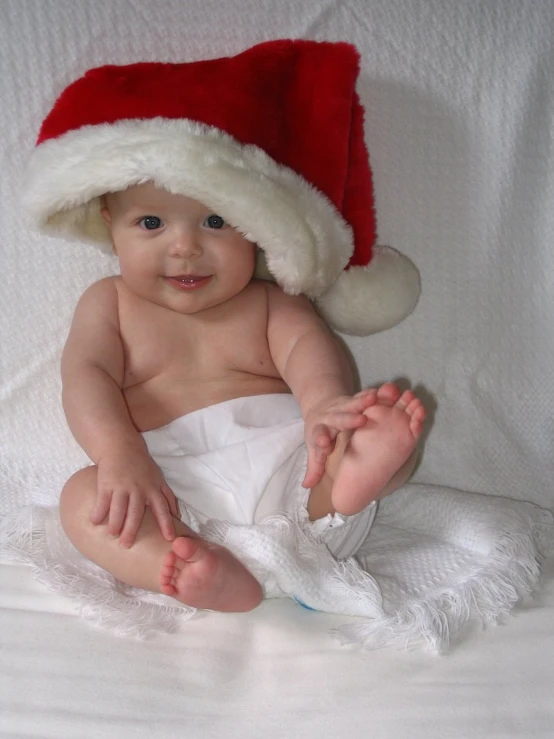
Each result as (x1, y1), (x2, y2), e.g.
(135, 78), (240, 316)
(307, 383), (425, 520)
(59, 466), (262, 612)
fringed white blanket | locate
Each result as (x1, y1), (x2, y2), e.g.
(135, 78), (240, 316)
(1, 484), (551, 652)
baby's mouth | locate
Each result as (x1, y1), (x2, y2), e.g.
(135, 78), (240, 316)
(174, 275), (207, 282)
(165, 274), (212, 290)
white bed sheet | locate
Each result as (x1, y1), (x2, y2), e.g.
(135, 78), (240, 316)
(2, 559), (553, 739)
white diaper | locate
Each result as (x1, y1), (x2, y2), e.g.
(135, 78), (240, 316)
(142, 394), (376, 560)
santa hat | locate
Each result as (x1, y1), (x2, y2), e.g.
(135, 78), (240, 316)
(23, 39), (420, 335)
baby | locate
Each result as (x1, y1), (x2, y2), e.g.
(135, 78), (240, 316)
(23, 42), (424, 616)
(58, 182), (425, 613)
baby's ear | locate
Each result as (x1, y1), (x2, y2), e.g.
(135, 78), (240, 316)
(98, 196), (117, 254)
(99, 195), (112, 226)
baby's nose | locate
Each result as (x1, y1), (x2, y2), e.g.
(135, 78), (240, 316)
(170, 227), (202, 257)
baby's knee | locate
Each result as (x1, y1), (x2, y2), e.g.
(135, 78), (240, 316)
(59, 466), (98, 540)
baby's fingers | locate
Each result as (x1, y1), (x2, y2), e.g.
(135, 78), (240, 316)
(107, 492), (130, 539)
(302, 427), (334, 488)
(90, 488), (113, 525)
(302, 445), (329, 489)
(118, 496), (146, 548)
(162, 482), (180, 519)
(337, 389), (378, 416)
(353, 387), (378, 406)
(327, 410), (367, 432)
(150, 494), (176, 542)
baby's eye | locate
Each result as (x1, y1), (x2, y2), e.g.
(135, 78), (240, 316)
(139, 216), (163, 230)
(204, 214), (226, 230)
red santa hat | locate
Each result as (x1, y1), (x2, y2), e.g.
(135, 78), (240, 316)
(23, 39), (420, 335)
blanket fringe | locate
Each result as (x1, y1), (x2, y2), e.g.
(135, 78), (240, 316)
(1, 494), (551, 651)
(0, 506), (193, 638)
(203, 514), (386, 618)
(336, 505), (552, 652)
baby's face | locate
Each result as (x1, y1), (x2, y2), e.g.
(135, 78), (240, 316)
(101, 183), (256, 314)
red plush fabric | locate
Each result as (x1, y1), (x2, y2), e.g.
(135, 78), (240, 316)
(37, 39), (377, 269)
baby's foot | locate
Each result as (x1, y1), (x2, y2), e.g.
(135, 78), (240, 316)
(331, 383), (426, 516)
(159, 537), (262, 612)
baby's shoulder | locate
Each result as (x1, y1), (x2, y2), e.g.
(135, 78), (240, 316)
(79, 275), (119, 297)
(253, 279), (308, 304)
(260, 279), (315, 314)
(74, 276), (121, 319)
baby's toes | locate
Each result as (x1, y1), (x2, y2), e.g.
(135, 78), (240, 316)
(395, 389), (415, 411)
(406, 397), (426, 421)
(408, 405), (426, 439)
(172, 536), (200, 562)
(159, 551), (177, 586)
(408, 419), (424, 443)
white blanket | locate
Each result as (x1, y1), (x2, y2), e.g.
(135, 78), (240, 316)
(2, 486), (550, 652)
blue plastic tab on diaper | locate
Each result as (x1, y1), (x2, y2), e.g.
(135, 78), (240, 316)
(293, 596), (317, 611)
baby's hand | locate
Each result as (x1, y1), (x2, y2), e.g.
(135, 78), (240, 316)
(91, 448), (179, 548)
(302, 389), (377, 489)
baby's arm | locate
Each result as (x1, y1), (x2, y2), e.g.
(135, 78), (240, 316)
(266, 283), (373, 488)
(61, 278), (178, 547)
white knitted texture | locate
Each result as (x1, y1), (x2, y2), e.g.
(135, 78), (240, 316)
(1, 486), (550, 651)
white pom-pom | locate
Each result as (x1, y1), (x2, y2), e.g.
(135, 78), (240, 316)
(315, 246), (421, 336)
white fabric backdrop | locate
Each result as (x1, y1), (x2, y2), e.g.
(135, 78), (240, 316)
(1, 0), (553, 513)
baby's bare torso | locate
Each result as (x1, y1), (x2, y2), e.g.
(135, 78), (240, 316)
(115, 278), (289, 432)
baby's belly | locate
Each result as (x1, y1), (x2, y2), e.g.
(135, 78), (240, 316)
(124, 375), (291, 432)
